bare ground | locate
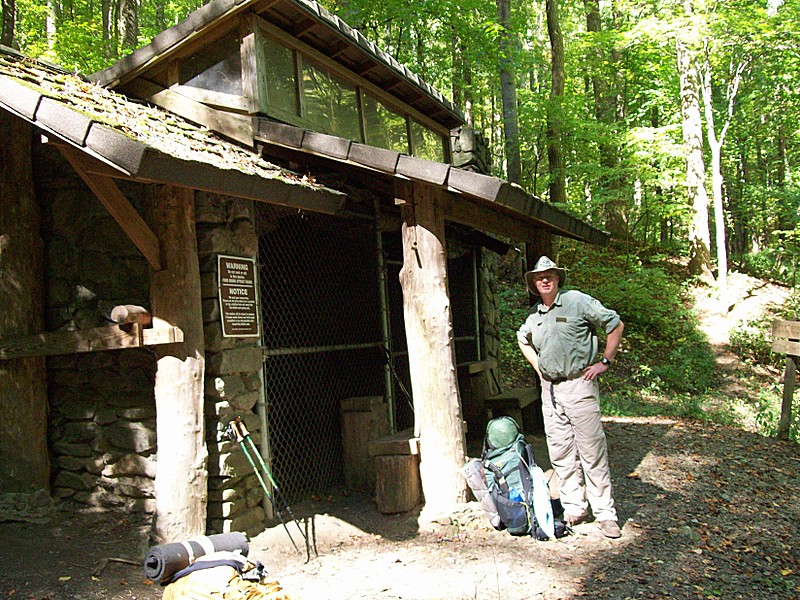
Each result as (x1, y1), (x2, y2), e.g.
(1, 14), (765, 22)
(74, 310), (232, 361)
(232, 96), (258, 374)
(2, 276), (799, 600)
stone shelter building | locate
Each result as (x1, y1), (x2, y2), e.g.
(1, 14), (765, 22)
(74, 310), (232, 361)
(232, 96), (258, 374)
(0, 0), (607, 540)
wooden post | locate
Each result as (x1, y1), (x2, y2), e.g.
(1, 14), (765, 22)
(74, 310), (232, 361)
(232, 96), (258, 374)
(149, 184), (208, 543)
(0, 115), (49, 493)
(398, 182), (467, 521)
(771, 320), (799, 441)
(777, 355), (796, 441)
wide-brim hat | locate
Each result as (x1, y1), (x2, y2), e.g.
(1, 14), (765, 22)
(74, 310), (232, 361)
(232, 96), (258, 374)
(524, 255), (567, 295)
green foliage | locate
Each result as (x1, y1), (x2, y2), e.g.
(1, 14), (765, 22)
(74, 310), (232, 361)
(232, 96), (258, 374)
(7, 0), (800, 265)
(560, 243), (718, 395)
(737, 226), (800, 287)
(730, 288), (800, 369)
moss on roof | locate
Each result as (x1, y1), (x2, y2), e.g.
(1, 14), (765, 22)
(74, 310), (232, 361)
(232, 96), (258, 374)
(0, 48), (326, 191)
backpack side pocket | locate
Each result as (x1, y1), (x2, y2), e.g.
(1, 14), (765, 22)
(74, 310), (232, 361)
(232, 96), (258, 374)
(491, 490), (531, 536)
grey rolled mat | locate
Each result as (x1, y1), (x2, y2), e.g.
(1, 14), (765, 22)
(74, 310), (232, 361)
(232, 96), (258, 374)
(143, 532), (249, 583)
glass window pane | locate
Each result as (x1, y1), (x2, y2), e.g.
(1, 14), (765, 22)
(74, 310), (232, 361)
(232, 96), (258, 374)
(180, 33), (242, 95)
(260, 36), (298, 117)
(302, 60), (361, 142)
(410, 120), (445, 162)
(362, 94), (409, 154)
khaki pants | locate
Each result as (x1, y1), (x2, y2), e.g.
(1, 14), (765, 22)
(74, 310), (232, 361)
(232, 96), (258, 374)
(541, 377), (617, 522)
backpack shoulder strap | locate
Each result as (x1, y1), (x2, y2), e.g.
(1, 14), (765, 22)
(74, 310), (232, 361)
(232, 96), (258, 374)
(483, 460), (510, 494)
(522, 442), (536, 469)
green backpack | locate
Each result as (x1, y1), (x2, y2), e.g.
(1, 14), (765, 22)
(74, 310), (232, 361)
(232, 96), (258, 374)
(480, 416), (566, 540)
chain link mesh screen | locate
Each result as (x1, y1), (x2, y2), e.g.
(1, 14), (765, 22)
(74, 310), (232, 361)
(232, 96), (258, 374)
(256, 207), (481, 503)
(257, 209), (386, 502)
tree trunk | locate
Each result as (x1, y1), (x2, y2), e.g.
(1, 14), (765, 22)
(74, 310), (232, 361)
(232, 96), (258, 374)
(101, 0), (113, 59)
(546, 0), (566, 204)
(525, 233), (553, 301)
(701, 45), (747, 290)
(154, 0), (165, 33)
(46, 0), (59, 51)
(398, 183), (467, 522)
(119, 0), (138, 51)
(452, 34), (473, 127)
(701, 45), (727, 288)
(584, 0), (626, 238)
(0, 115), (49, 493)
(1, 0), (15, 47)
(149, 184), (208, 543)
(496, 0), (521, 183)
(676, 38), (713, 281)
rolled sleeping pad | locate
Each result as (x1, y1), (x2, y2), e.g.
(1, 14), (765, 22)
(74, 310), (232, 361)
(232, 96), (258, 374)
(143, 532), (249, 584)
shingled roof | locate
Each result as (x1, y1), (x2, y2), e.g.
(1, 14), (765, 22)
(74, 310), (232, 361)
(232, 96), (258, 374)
(253, 119), (610, 245)
(0, 46), (344, 214)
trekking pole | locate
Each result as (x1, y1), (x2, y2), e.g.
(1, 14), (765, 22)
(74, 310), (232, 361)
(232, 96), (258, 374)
(232, 418), (315, 558)
(226, 420), (304, 559)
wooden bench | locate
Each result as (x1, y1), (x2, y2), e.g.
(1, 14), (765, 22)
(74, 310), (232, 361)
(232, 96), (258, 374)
(368, 428), (421, 514)
(772, 320), (799, 440)
(485, 385), (543, 434)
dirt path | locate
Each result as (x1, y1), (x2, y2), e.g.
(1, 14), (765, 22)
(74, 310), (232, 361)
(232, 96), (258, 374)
(691, 273), (790, 348)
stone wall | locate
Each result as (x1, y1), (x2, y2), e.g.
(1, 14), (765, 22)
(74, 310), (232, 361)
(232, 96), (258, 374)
(450, 126), (492, 175)
(38, 146), (158, 512)
(195, 192), (267, 536)
(39, 145), (271, 534)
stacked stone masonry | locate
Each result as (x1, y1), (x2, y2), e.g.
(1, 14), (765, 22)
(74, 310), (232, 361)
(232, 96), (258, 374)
(40, 146), (158, 513)
(195, 192), (266, 537)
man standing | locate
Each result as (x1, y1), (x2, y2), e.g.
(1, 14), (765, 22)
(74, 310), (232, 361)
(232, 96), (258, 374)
(517, 256), (624, 539)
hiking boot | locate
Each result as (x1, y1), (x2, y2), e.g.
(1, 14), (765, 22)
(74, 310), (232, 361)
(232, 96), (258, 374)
(565, 512), (588, 527)
(598, 520), (621, 538)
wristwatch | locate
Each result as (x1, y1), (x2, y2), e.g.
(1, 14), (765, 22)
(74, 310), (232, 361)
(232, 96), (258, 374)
(600, 356), (612, 367)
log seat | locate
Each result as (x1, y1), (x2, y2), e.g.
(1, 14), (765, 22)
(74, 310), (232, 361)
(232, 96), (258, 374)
(369, 428), (421, 514)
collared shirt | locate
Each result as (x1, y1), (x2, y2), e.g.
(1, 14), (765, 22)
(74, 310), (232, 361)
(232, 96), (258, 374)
(517, 289), (621, 381)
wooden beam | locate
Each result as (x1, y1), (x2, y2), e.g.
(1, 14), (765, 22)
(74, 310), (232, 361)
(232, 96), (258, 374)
(442, 191), (545, 243)
(771, 319), (799, 441)
(0, 322), (183, 360)
(149, 184), (208, 543)
(58, 145), (162, 270)
(143, 326), (184, 346)
(398, 182), (467, 520)
(0, 114), (48, 492)
(171, 85), (249, 113)
(772, 319), (800, 355)
(772, 319), (800, 342)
